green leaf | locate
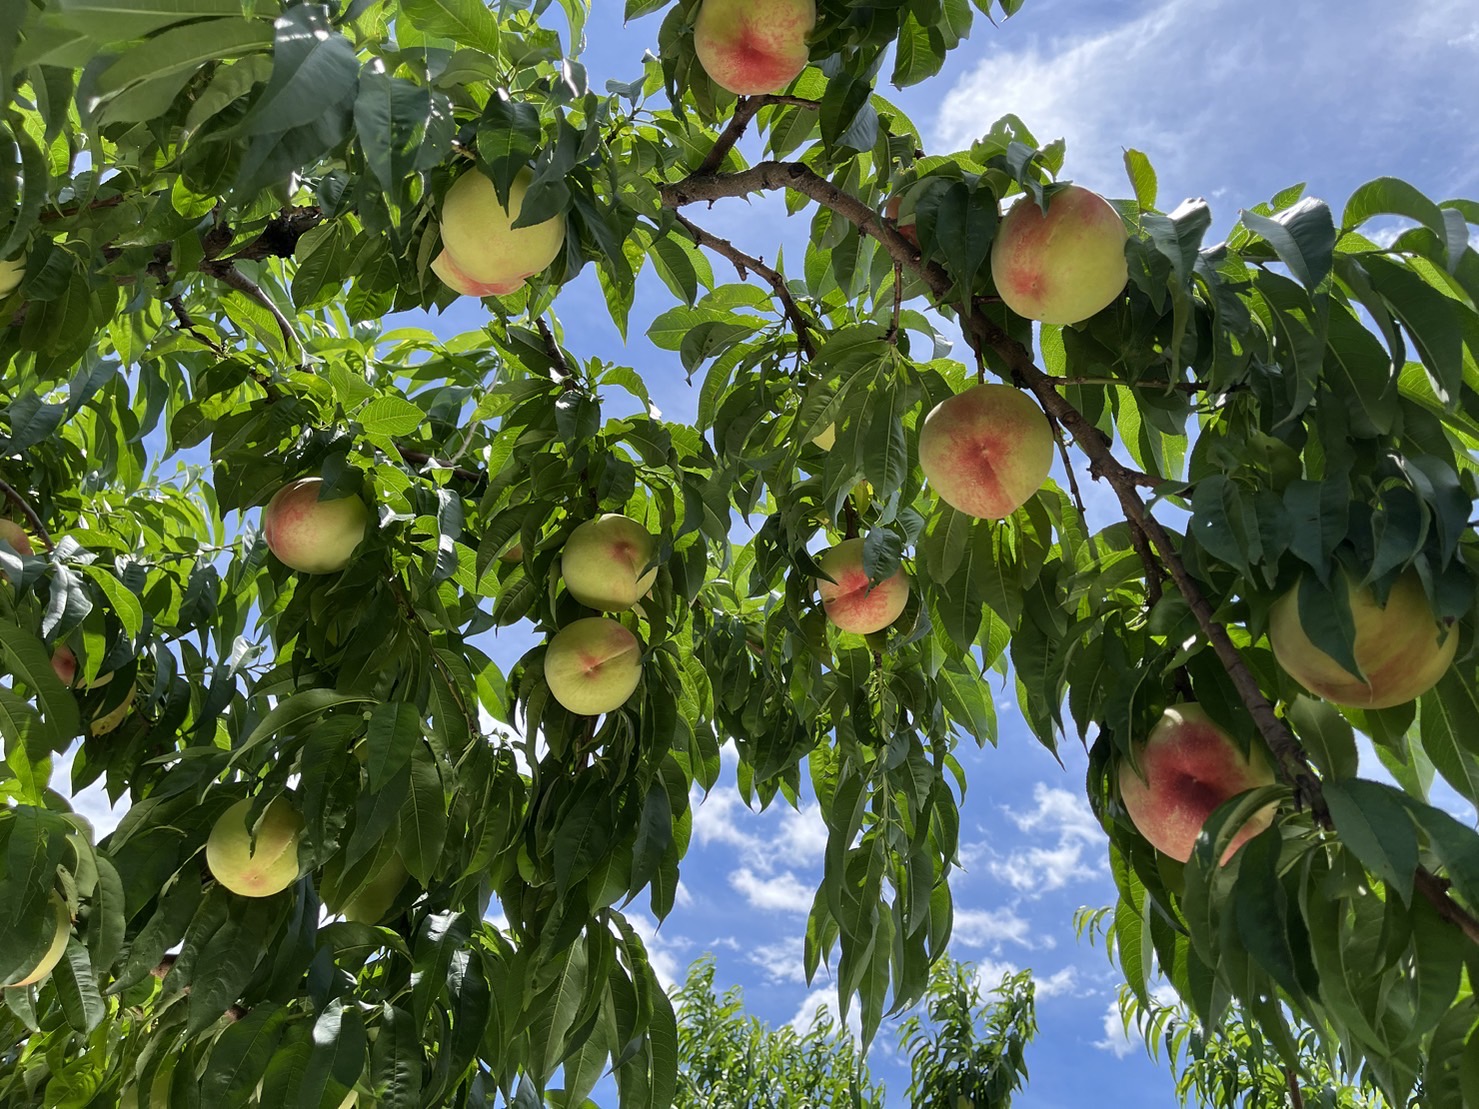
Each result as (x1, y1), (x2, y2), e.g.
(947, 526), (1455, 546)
(398, 747), (447, 885)
(201, 1003), (290, 1106)
(358, 396), (425, 437)
(1239, 198), (1336, 290)
(235, 5), (358, 138)
(229, 689), (375, 768)
(402, 0), (504, 56)
(1123, 148), (1158, 210)
(53, 0), (245, 40)
(1325, 778), (1419, 903)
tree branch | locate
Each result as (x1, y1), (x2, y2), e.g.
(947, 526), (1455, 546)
(0, 477), (53, 551)
(204, 261), (300, 357)
(694, 95), (820, 178)
(396, 447), (486, 488)
(673, 211), (817, 359)
(659, 156), (1479, 947)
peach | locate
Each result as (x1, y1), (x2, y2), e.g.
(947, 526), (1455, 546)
(323, 851), (408, 925)
(990, 185), (1128, 325)
(51, 645), (77, 687)
(432, 168), (566, 298)
(0, 253), (24, 298)
(561, 514), (659, 611)
(545, 617), (644, 715)
(4, 892), (70, 988)
(885, 195), (918, 249)
(1269, 569), (1457, 709)
(918, 384), (1053, 520)
(206, 797), (304, 898)
(262, 477), (370, 574)
(815, 537), (909, 634)
(693, 0), (816, 96)
(0, 519), (33, 557)
(1120, 703), (1277, 865)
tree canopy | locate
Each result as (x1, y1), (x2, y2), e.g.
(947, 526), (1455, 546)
(2, 0), (1479, 1105)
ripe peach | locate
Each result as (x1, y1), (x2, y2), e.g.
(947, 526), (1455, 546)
(1269, 569), (1457, 709)
(1120, 703), (1277, 865)
(432, 168), (566, 298)
(815, 537), (909, 634)
(0, 519), (33, 556)
(561, 514), (659, 612)
(4, 892), (70, 988)
(262, 477), (369, 575)
(206, 797), (304, 898)
(693, 0), (816, 96)
(918, 384), (1053, 520)
(885, 195), (918, 249)
(51, 644), (77, 687)
(990, 185), (1128, 325)
(545, 617), (644, 715)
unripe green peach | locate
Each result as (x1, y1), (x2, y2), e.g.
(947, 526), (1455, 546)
(693, 0), (816, 96)
(1269, 569), (1458, 709)
(990, 185), (1128, 325)
(323, 851), (409, 925)
(263, 477), (370, 574)
(919, 384), (1053, 520)
(206, 797), (304, 898)
(815, 537), (909, 635)
(1119, 703), (1276, 865)
(0, 253), (24, 298)
(561, 514), (659, 611)
(4, 892), (70, 988)
(545, 617), (644, 715)
(432, 168), (566, 298)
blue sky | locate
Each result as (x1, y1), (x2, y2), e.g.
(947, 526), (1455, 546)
(58, 0), (1479, 1104)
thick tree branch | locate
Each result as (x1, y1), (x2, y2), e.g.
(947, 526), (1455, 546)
(0, 477), (53, 551)
(660, 157), (1479, 947)
(673, 211), (817, 359)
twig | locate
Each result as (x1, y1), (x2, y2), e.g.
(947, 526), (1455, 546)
(694, 94), (821, 178)
(535, 316), (576, 384)
(1284, 1067), (1304, 1109)
(1043, 374), (1220, 394)
(0, 476), (53, 551)
(205, 262), (300, 357)
(166, 295), (226, 356)
(673, 212), (816, 359)
(886, 262), (903, 346)
(396, 446), (485, 488)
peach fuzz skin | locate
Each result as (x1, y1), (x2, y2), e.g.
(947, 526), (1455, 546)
(433, 169), (565, 299)
(1269, 569), (1458, 709)
(561, 514), (659, 612)
(693, 0), (816, 96)
(545, 617), (644, 716)
(815, 538), (909, 635)
(1119, 703), (1276, 866)
(990, 185), (1128, 325)
(918, 384), (1053, 520)
(262, 477), (369, 575)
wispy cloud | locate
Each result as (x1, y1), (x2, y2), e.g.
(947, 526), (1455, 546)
(936, 0), (1479, 215)
(983, 783), (1106, 895)
(953, 905), (1051, 951)
(729, 866), (815, 914)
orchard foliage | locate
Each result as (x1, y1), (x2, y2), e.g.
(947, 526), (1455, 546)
(0, 0), (1478, 1105)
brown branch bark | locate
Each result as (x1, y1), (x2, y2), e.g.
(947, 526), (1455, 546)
(673, 211), (817, 359)
(0, 476), (53, 551)
(204, 261), (300, 357)
(693, 94), (820, 177)
(659, 158), (1479, 947)
(1284, 1067), (1305, 1109)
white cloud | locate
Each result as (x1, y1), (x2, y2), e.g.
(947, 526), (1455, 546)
(1093, 983), (1180, 1058)
(747, 933), (811, 984)
(729, 867), (815, 914)
(624, 913), (692, 992)
(1033, 966), (1081, 999)
(972, 958), (1079, 1001)
(971, 958), (1022, 992)
(952, 905), (1051, 952)
(983, 783), (1106, 896)
(936, 0), (1479, 212)
(789, 985), (863, 1040)
(691, 789), (830, 874)
(50, 744), (127, 839)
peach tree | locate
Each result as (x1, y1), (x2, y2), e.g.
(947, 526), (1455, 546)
(1, 0), (1478, 1105)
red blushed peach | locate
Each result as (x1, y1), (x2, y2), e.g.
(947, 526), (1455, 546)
(1119, 703), (1277, 865)
(990, 184), (1128, 325)
(560, 514), (659, 612)
(918, 384), (1053, 520)
(0, 519), (33, 557)
(1269, 569), (1457, 710)
(51, 645), (77, 687)
(885, 195), (919, 249)
(545, 617), (644, 716)
(693, 0), (816, 97)
(815, 537), (909, 635)
(262, 477), (370, 575)
(433, 168), (566, 299)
